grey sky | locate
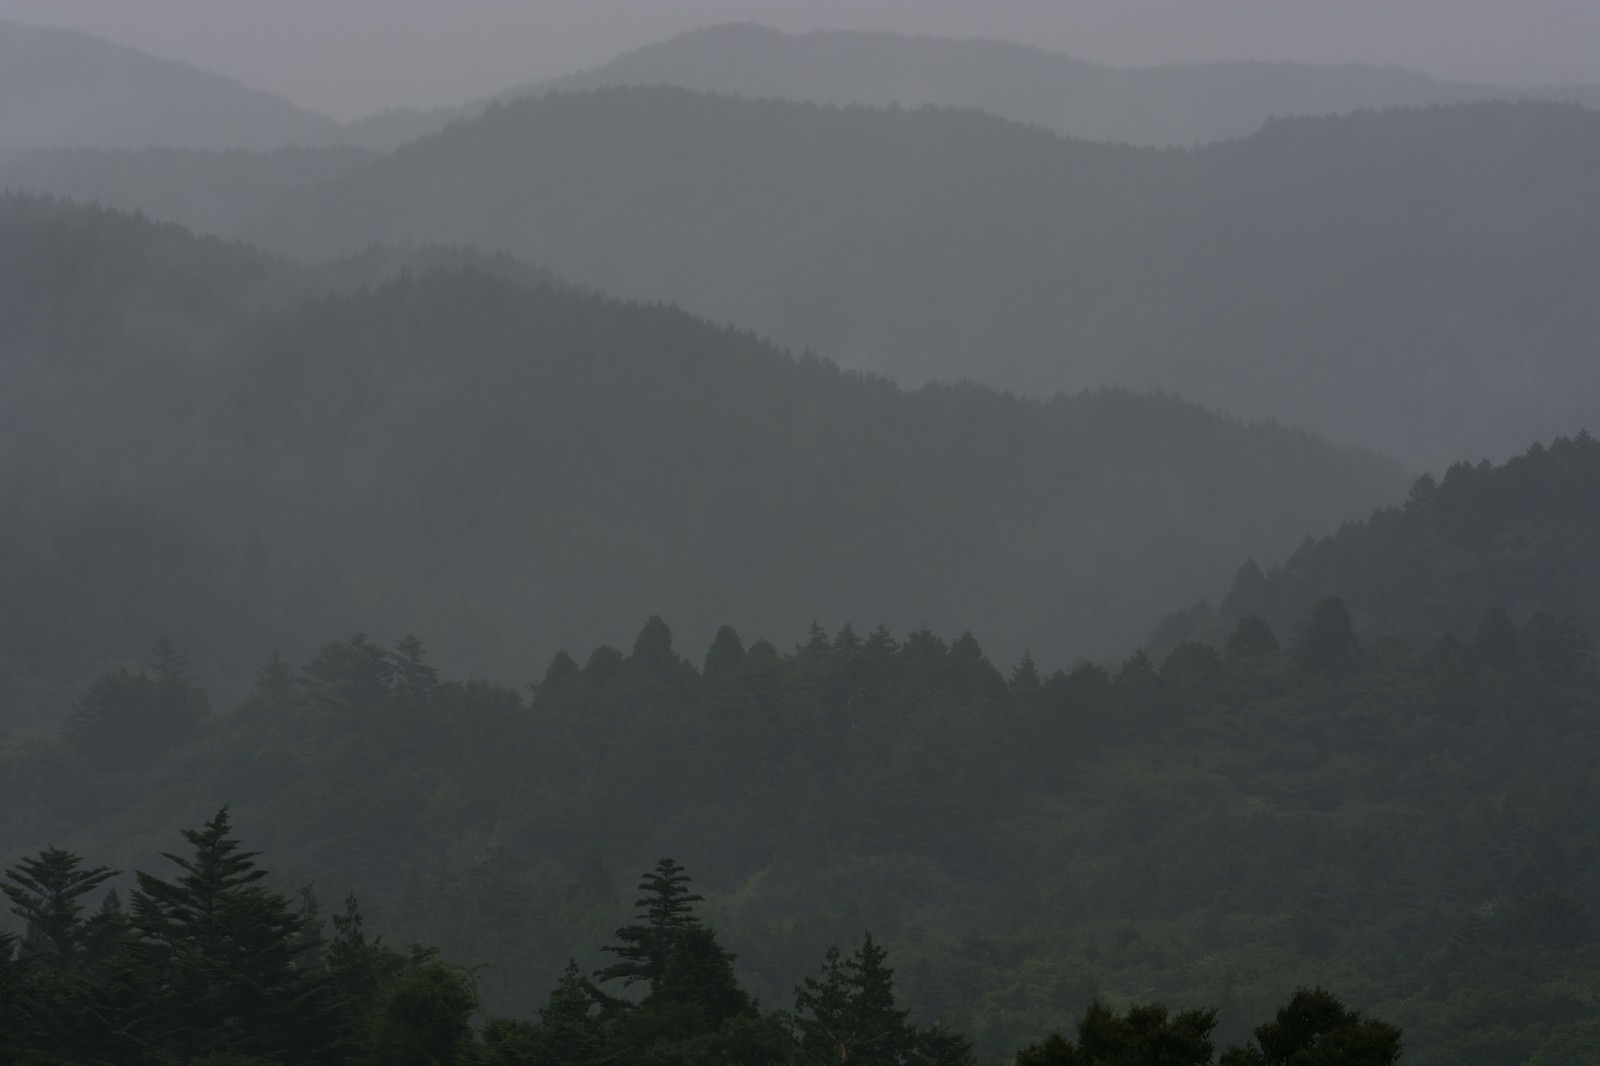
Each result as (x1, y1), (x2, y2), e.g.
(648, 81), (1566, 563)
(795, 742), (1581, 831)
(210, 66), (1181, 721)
(4, 0), (1598, 121)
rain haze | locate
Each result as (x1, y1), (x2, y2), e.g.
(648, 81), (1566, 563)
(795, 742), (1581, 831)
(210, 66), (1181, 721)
(6, 2), (1600, 1064)
(1, 0), (1598, 117)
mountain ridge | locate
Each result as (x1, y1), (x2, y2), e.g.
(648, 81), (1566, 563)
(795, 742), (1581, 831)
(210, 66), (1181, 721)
(0, 19), (339, 151)
(339, 22), (1600, 150)
(0, 195), (1408, 696)
(251, 89), (1600, 467)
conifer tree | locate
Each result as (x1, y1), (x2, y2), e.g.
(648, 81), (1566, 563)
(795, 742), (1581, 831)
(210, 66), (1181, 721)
(537, 959), (606, 1064)
(3, 847), (117, 964)
(128, 807), (331, 1063)
(793, 934), (940, 1066)
(596, 859), (705, 989)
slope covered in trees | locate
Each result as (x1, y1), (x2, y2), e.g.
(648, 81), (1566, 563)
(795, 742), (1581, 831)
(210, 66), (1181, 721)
(0, 816), (1398, 1065)
(5, 598), (1590, 1063)
(0, 196), (1405, 702)
(1155, 434), (1600, 654)
(253, 90), (1600, 465)
(337, 22), (1600, 151)
(0, 20), (339, 151)
(0, 145), (376, 236)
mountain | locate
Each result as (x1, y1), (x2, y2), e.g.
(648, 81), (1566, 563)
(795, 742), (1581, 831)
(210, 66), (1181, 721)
(1152, 433), (1600, 653)
(0, 20), (338, 151)
(0, 196), (1406, 702)
(338, 23), (1597, 151)
(0, 146), (376, 235)
(253, 90), (1600, 467)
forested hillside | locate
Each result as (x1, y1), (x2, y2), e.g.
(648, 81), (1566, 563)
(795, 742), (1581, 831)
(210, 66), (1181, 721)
(253, 90), (1600, 465)
(337, 23), (1600, 151)
(0, 146), (376, 236)
(5, 596), (1593, 1063)
(0, 197), (1404, 705)
(0, 813), (1400, 1066)
(0, 20), (338, 151)
(1155, 434), (1600, 653)
(7, 11), (1599, 1066)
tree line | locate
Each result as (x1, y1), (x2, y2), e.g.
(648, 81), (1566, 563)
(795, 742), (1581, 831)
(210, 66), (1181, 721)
(1, 817), (1400, 1065)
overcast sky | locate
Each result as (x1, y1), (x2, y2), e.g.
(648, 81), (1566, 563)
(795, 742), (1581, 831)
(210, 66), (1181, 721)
(4, 0), (1598, 121)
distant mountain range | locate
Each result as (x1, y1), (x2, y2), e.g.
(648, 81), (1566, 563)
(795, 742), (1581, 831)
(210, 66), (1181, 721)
(7, 17), (1597, 157)
(246, 89), (1600, 468)
(0, 196), (1405, 697)
(0, 20), (338, 151)
(340, 22), (1600, 150)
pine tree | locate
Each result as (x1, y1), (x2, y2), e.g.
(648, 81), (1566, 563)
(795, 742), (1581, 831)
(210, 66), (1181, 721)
(793, 934), (924, 1066)
(2, 847), (117, 965)
(536, 959), (606, 1064)
(391, 633), (440, 702)
(128, 807), (331, 1063)
(596, 859), (705, 989)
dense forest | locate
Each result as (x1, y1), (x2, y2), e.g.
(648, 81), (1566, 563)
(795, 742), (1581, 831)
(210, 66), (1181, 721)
(2, 586), (1591, 1062)
(0, 196), (1404, 704)
(4, 12), (1598, 1066)
(248, 90), (1600, 465)
(1, 819), (1402, 1065)
(1155, 433), (1600, 653)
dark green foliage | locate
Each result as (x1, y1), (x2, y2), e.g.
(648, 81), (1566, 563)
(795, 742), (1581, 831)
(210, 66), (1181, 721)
(370, 960), (478, 1066)
(530, 959), (606, 1065)
(793, 934), (972, 1066)
(1017, 1001), (1217, 1065)
(1220, 987), (1402, 1066)
(1295, 599), (1360, 681)
(2, 847), (116, 964)
(64, 638), (207, 769)
(597, 859), (706, 989)
(0, 791), (1422, 1066)
(1189, 435), (1600, 652)
(127, 808), (332, 1064)
(9, 584), (1598, 1064)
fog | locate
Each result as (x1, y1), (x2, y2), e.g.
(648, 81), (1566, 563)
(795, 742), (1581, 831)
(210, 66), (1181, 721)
(2, 0), (1598, 119)
(6, 3), (1600, 1063)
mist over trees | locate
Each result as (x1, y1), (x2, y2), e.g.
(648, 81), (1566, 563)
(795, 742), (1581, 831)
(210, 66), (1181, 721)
(0, 195), (1406, 701)
(3, 591), (1591, 1062)
(251, 90), (1600, 466)
(1154, 434), (1600, 654)
(2, 11), (1598, 1065)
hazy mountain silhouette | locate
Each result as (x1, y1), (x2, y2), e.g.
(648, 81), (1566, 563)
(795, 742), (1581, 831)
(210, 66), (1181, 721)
(0, 146), (376, 235)
(0, 196), (1405, 689)
(339, 23), (1598, 151)
(256, 90), (1600, 467)
(0, 20), (339, 151)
